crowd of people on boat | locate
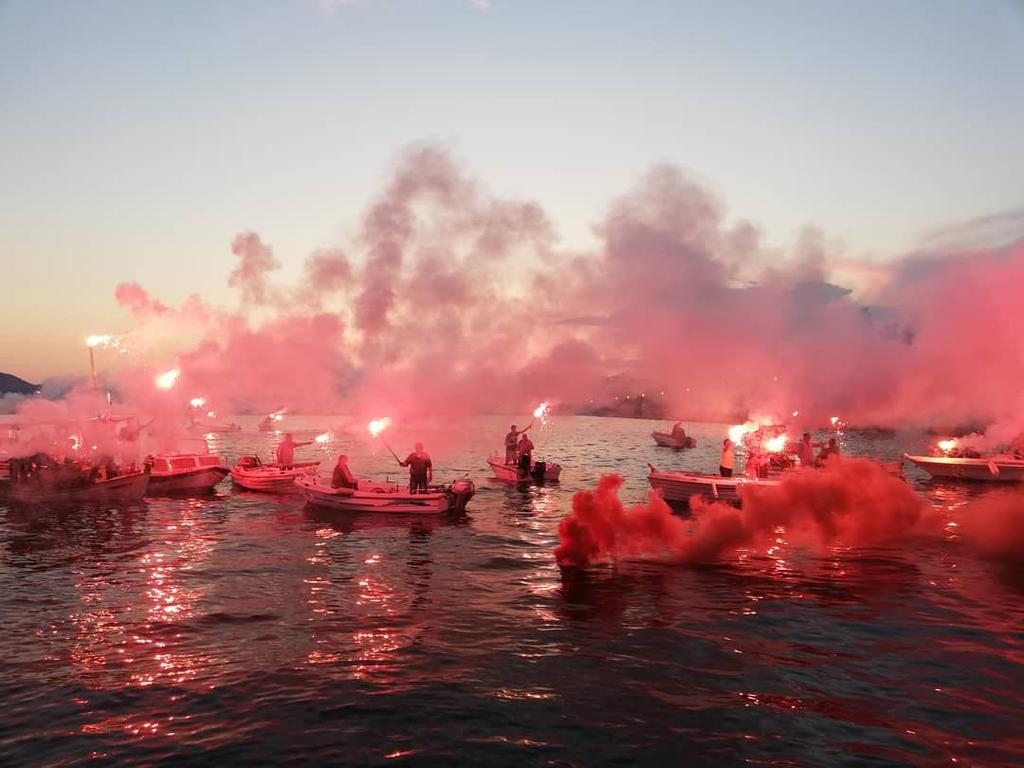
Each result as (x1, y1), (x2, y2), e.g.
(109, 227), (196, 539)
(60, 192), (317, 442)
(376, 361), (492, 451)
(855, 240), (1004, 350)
(7, 452), (131, 489)
(719, 432), (841, 478)
(504, 420), (538, 477)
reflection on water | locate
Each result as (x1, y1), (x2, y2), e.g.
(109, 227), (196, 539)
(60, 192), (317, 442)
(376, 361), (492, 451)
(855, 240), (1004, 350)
(1, 416), (1022, 765)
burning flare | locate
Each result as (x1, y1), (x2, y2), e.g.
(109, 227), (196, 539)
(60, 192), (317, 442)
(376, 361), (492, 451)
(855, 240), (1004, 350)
(368, 418), (391, 437)
(190, 397), (206, 408)
(155, 368), (180, 390)
(938, 438), (958, 453)
(764, 434), (787, 453)
(728, 421), (757, 444)
(533, 401), (550, 424)
(85, 334), (112, 348)
(314, 432), (330, 444)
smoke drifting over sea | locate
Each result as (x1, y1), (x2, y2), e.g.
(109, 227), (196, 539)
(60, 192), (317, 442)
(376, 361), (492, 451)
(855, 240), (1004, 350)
(20, 143), (1024, 430)
(555, 464), (1024, 568)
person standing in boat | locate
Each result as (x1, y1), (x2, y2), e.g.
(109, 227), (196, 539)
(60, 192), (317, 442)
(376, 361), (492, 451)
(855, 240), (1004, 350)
(517, 432), (535, 477)
(720, 438), (735, 477)
(276, 433), (312, 467)
(671, 421), (687, 441)
(505, 420), (534, 464)
(400, 442), (433, 494)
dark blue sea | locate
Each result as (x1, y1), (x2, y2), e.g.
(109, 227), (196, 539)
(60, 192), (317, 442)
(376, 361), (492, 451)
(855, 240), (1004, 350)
(2, 416), (1022, 766)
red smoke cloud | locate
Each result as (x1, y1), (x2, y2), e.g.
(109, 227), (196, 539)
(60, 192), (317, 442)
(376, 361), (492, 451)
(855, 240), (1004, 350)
(555, 460), (940, 568)
(958, 491), (1024, 562)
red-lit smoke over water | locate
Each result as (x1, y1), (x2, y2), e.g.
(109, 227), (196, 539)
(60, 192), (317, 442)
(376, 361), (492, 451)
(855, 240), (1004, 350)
(41, 142), (1021, 434)
(555, 461), (1024, 568)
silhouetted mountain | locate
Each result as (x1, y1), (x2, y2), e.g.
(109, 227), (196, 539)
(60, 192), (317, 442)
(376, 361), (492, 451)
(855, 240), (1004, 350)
(0, 372), (40, 396)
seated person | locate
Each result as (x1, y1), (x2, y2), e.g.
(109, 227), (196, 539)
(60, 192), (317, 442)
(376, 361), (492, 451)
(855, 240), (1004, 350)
(331, 455), (358, 489)
(816, 437), (840, 466)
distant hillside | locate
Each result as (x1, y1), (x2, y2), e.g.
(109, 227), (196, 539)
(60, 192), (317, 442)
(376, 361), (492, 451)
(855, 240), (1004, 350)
(0, 372), (41, 396)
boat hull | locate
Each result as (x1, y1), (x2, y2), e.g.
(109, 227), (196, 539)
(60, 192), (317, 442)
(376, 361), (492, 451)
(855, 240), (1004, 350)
(904, 455), (1024, 482)
(148, 466), (229, 494)
(651, 431), (696, 449)
(9, 471), (149, 505)
(647, 467), (778, 505)
(487, 458), (561, 484)
(296, 476), (475, 514)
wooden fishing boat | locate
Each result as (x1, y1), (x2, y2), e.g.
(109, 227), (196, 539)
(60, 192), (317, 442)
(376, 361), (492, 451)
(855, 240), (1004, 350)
(903, 454), (1024, 482)
(647, 464), (779, 505)
(230, 455), (318, 492)
(487, 454), (561, 484)
(146, 453), (229, 494)
(295, 475), (476, 514)
(651, 431), (696, 449)
(8, 468), (149, 505)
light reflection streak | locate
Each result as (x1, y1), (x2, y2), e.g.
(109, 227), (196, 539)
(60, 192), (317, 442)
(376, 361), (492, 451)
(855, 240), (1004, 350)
(303, 515), (438, 687)
(65, 499), (219, 740)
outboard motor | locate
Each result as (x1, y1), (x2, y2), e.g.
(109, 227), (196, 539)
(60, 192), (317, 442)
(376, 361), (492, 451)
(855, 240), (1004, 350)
(531, 461), (547, 484)
(448, 478), (476, 511)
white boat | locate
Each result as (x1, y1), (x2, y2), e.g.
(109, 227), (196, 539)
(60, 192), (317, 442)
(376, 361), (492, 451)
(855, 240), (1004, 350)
(146, 453), (229, 494)
(296, 475), (476, 514)
(487, 454), (561, 484)
(647, 464), (779, 505)
(230, 455), (318, 492)
(651, 431), (696, 449)
(904, 454), (1024, 482)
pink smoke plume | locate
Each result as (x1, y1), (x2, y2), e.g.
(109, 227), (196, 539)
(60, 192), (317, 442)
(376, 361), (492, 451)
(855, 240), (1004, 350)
(229, 231), (280, 305)
(555, 460), (940, 568)
(35, 142), (1024, 435)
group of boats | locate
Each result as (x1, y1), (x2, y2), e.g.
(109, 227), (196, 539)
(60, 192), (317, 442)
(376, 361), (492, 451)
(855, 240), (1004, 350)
(645, 420), (1024, 506)
(5, 412), (1021, 516)
(0, 422), (567, 515)
(0, 449), (482, 515)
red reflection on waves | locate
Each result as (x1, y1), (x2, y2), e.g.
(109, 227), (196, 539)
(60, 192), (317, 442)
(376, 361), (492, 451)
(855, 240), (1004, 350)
(67, 501), (216, 699)
(304, 517), (437, 689)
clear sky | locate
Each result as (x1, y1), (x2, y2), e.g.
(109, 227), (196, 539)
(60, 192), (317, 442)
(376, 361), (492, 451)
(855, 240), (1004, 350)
(2, 0), (1022, 381)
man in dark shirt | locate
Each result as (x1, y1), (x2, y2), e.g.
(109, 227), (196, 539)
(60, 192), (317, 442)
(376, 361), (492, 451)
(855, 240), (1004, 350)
(400, 442), (433, 493)
(331, 455), (357, 489)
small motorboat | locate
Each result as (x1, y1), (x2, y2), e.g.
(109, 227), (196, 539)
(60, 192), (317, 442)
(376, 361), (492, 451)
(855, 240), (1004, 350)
(647, 464), (779, 505)
(146, 453), (229, 494)
(487, 454), (561, 484)
(904, 454), (1024, 482)
(7, 456), (149, 505)
(230, 455), (318, 492)
(296, 475), (476, 514)
(651, 431), (697, 449)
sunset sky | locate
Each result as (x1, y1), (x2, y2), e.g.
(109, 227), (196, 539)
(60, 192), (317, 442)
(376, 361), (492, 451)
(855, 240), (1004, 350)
(2, 0), (1022, 381)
